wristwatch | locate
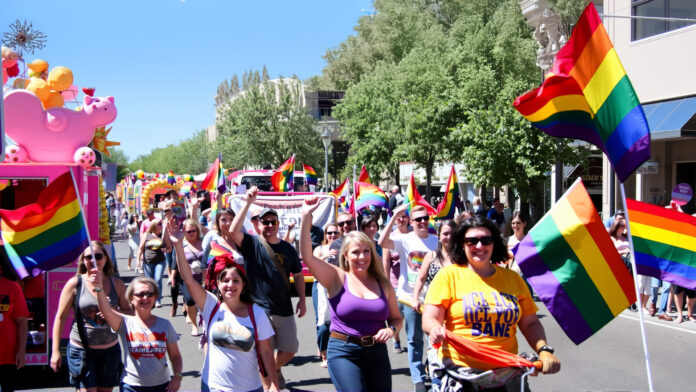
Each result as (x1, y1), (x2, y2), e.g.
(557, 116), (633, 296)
(538, 345), (554, 354)
(93, 287), (103, 293)
(173, 373), (183, 380)
(388, 325), (397, 333)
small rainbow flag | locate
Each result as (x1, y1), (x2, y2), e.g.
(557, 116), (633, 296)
(179, 181), (197, 197)
(627, 199), (696, 290)
(166, 170), (176, 185)
(354, 182), (388, 212)
(513, 2), (650, 182)
(303, 163), (318, 186)
(207, 241), (231, 265)
(358, 165), (371, 184)
(514, 178), (636, 344)
(403, 174), (436, 216)
(330, 178), (351, 212)
(201, 154), (226, 193)
(434, 166), (461, 220)
(0, 172), (89, 278)
(271, 154), (295, 192)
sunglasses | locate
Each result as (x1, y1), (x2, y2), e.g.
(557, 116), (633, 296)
(463, 236), (494, 247)
(84, 253), (104, 261)
(185, 229), (198, 234)
(261, 220), (278, 226)
(164, 209), (172, 213)
(133, 291), (156, 298)
(337, 221), (354, 227)
(411, 216), (430, 223)
(326, 231), (339, 235)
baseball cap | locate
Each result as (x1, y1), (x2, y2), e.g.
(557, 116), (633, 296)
(259, 208), (278, 219)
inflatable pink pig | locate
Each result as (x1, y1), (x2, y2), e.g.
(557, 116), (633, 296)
(3, 90), (117, 167)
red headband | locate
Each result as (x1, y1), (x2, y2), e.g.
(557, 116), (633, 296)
(213, 253), (245, 277)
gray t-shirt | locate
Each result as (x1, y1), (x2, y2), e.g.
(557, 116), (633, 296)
(118, 315), (179, 387)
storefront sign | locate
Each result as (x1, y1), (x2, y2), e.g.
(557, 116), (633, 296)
(638, 161), (659, 175)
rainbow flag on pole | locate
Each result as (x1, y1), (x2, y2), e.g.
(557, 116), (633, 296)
(514, 178), (636, 344)
(513, 2), (650, 182)
(201, 154), (226, 193)
(303, 163), (318, 186)
(330, 178), (351, 212)
(271, 154), (295, 192)
(358, 165), (371, 184)
(353, 182), (388, 212)
(434, 166), (461, 220)
(0, 172), (89, 278)
(403, 174), (437, 216)
(627, 199), (696, 290)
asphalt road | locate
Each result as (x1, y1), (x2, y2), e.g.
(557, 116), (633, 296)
(16, 237), (696, 391)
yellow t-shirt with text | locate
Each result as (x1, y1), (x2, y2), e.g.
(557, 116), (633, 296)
(424, 263), (537, 370)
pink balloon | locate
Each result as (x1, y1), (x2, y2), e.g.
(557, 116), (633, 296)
(60, 84), (79, 101)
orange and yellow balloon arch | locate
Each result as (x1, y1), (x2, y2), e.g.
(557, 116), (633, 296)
(140, 179), (180, 209)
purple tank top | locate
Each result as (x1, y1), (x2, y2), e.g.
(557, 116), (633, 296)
(329, 275), (389, 337)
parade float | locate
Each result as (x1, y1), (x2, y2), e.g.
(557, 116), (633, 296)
(1, 46), (118, 366)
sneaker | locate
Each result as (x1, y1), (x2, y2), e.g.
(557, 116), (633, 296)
(155, 300), (162, 308)
(393, 342), (404, 353)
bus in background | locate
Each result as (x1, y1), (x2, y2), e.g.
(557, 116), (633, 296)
(227, 169), (310, 193)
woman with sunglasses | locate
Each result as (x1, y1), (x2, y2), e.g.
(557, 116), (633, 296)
(138, 218), (172, 307)
(312, 222), (340, 367)
(300, 197), (402, 392)
(50, 242), (131, 392)
(91, 275), (183, 392)
(422, 217), (560, 390)
(171, 219), (206, 335)
(172, 234), (279, 391)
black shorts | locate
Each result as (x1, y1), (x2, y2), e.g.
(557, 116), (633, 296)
(673, 285), (696, 298)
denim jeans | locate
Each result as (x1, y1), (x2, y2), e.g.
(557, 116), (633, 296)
(327, 337), (392, 392)
(312, 281), (331, 351)
(143, 260), (166, 301)
(403, 305), (425, 384)
(652, 278), (671, 315)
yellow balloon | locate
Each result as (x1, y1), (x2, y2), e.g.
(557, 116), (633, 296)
(47, 66), (73, 92)
(26, 78), (50, 101)
(27, 59), (49, 73)
(42, 91), (64, 109)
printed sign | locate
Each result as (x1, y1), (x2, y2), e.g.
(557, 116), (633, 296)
(671, 183), (693, 205)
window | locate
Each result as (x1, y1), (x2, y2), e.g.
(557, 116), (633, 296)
(632, 0), (696, 40)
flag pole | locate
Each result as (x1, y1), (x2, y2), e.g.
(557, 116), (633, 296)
(619, 182), (655, 392)
(69, 168), (96, 270)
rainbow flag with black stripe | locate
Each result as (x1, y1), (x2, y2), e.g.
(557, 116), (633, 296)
(271, 154), (295, 192)
(434, 166), (461, 220)
(0, 172), (89, 278)
(353, 182), (388, 212)
(303, 163), (318, 186)
(513, 2), (650, 182)
(627, 199), (696, 290)
(514, 178), (636, 344)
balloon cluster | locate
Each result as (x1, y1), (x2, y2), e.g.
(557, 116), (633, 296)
(135, 169), (145, 180)
(140, 179), (179, 210)
(25, 60), (75, 109)
(2, 46), (19, 84)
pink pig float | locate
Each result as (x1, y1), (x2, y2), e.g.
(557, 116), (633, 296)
(3, 90), (117, 167)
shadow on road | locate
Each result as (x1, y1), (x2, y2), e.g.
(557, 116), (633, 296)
(16, 365), (72, 390)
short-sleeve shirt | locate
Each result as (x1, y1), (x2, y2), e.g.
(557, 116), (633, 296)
(392, 232), (438, 301)
(201, 292), (274, 392)
(239, 234), (302, 316)
(118, 315), (179, 387)
(424, 264), (537, 370)
(0, 277), (29, 365)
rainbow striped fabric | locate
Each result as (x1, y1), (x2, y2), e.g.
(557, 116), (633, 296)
(207, 241), (231, 265)
(0, 172), (89, 278)
(627, 199), (696, 290)
(271, 154), (295, 192)
(434, 166), (461, 220)
(358, 165), (371, 184)
(179, 181), (196, 197)
(353, 182), (388, 212)
(330, 178), (351, 212)
(513, 2), (650, 182)
(201, 155), (226, 193)
(166, 170), (176, 185)
(303, 163), (318, 186)
(514, 179), (636, 344)
(403, 174), (436, 216)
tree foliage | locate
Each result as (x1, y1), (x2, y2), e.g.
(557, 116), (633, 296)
(130, 130), (214, 175)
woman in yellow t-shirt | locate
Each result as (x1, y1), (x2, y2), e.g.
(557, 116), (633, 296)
(423, 217), (560, 390)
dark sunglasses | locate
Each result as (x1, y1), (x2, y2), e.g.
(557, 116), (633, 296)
(185, 229), (198, 234)
(261, 220), (278, 226)
(337, 220), (354, 227)
(83, 253), (104, 261)
(411, 216), (430, 223)
(133, 291), (156, 298)
(326, 231), (339, 235)
(463, 236), (494, 247)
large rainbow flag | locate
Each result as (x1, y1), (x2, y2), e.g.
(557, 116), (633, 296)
(514, 178), (636, 344)
(0, 172), (89, 278)
(353, 182), (388, 212)
(627, 199), (696, 290)
(403, 174), (436, 216)
(358, 165), (371, 184)
(303, 163), (318, 187)
(271, 154), (295, 192)
(201, 154), (226, 193)
(434, 166), (461, 220)
(513, 2), (650, 182)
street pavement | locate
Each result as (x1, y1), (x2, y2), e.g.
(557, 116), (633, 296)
(15, 237), (696, 391)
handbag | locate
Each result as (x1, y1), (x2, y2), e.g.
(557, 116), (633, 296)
(69, 276), (90, 379)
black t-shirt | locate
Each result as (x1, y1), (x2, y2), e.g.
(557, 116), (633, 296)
(239, 234), (302, 316)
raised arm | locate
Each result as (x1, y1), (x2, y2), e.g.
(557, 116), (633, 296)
(378, 203), (410, 250)
(171, 237), (207, 311)
(230, 186), (258, 247)
(50, 276), (78, 372)
(89, 269), (125, 332)
(300, 197), (343, 296)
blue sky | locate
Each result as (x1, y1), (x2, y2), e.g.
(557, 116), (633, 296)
(2, 0), (372, 160)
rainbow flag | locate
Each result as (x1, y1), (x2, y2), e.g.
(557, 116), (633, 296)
(627, 199), (696, 290)
(201, 154), (226, 193)
(271, 154), (295, 192)
(403, 174), (437, 216)
(358, 165), (371, 184)
(0, 172), (89, 278)
(353, 182), (388, 212)
(303, 163), (318, 186)
(179, 181), (196, 197)
(514, 178), (636, 345)
(434, 166), (461, 220)
(512, 3), (650, 182)
(166, 170), (176, 185)
(330, 178), (351, 212)
(207, 241), (231, 265)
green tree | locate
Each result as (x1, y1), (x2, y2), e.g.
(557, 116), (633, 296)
(130, 130), (214, 175)
(102, 148), (131, 182)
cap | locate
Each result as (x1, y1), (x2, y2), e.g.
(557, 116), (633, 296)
(615, 210), (625, 216)
(259, 208), (278, 219)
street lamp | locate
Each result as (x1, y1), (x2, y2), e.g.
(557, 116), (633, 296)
(321, 126), (332, 191)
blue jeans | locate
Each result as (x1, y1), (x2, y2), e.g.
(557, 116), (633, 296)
(312, 281), (331, 351)
(67, 343), (122, 389)
(652, 278), (671, 315)
(143, 260), (166, 301)
(120, 381), (169, 392)
(403, 305), (425, 384)
(327, 337), (391, 392)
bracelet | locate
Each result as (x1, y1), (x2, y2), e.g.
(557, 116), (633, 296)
(173, 373), (182, 380)
(93, 287), (102, 293)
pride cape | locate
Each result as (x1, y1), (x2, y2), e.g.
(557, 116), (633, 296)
(627, 199), (696, 290)
(514, 178), (635, 344)
(513, 2), (650, 182)
(434, 166), (461, 220)
(303, 163), (318, 186)
(271, 154), (295, 192)
(353, 182), (388, 212)
(0, 172), (89, 278)
(403, 174), (437, 216)
(201, 154), (226, 193)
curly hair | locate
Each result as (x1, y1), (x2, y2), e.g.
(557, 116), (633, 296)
(450, 217), (508, 266)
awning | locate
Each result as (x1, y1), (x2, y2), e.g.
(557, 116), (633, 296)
(642, 96), (696, 140)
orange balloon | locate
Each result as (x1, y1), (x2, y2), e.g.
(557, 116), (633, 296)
(42, 91), (65, 109)
(26, 78), (50, 101)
